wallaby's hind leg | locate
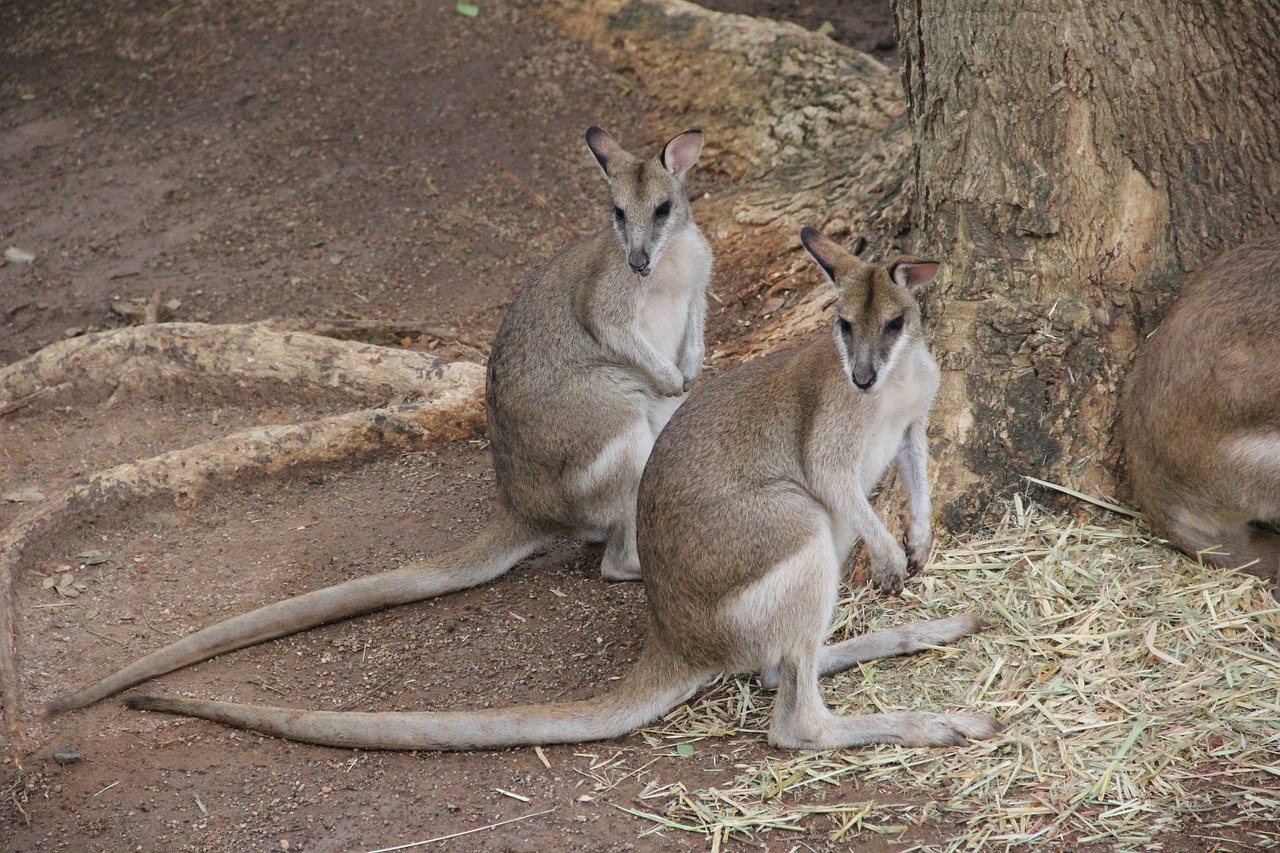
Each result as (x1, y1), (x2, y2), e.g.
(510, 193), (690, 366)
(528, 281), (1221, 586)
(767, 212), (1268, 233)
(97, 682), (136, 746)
(573, 419), (652, 582)
(761, 614), (983, 688)
(766, 648), (999, 750)
(1162, 506), (1280, 582)
(600, 514), (642, 582)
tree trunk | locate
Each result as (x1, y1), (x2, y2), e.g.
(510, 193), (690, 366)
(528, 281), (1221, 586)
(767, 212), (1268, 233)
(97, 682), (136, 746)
(894, 1), (1280, 527)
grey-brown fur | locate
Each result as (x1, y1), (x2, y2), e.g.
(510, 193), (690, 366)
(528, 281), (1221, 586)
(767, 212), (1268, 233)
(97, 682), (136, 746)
(48, 128), (712, 714)
(1122, 233), (1280, 584)
(124, 229), (1000, 753)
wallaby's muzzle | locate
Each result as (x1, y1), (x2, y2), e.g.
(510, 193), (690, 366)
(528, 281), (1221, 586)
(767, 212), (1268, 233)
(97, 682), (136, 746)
(629, 247), (651, 276)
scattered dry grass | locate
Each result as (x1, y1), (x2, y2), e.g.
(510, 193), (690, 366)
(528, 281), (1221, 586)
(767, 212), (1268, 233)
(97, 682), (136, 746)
(626, 495), (1279, 850)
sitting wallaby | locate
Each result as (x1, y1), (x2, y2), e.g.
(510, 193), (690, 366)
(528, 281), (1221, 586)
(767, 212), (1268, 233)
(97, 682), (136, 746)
(47, 127), (712, 714)
(123, 228), (1000, 752)
(1122, 234), (1280, 584)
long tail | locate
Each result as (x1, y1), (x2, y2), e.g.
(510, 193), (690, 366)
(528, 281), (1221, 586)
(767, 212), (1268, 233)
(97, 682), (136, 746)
(124, 643), (704, 750)
(48, 513), (547, 714)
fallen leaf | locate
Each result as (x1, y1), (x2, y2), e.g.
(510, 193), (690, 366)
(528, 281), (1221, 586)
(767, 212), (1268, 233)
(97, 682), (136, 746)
(456, 2), (479, 17)
(761, 296), (785, 315)
(3, 487), (46, 503)
(816, 20), (835, 36)
(675, 742), (695, 757)
(166, 298), (182, 310)
(76, 549), (111, 565)
(4, 246), (36, 264)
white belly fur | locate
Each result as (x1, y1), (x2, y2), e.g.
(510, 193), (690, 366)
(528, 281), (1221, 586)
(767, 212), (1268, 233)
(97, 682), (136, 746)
(638, 229), (709, 361)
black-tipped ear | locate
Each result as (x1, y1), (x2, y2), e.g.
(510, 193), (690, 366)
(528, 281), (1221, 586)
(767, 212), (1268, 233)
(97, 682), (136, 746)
(800, 226), (842, 282)
(585, 126), (620, 174)
(661, 129), (703, 181)
(889, 259), (941, 294)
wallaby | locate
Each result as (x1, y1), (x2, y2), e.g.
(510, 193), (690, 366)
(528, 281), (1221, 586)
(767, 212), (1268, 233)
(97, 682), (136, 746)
(123, 227), (1001, 753)
(47, 127), (713, 714)
(1122, 233), (1280, 584)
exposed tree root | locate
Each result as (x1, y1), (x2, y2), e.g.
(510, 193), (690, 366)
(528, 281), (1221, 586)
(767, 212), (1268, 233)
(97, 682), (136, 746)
(256, 318), (490, 358)
(0, 322), (486, 759)
(0, 322), (481, 410)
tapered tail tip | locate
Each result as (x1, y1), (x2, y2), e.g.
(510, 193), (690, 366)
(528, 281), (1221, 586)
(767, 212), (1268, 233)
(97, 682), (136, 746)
(124, 694), (166, 712)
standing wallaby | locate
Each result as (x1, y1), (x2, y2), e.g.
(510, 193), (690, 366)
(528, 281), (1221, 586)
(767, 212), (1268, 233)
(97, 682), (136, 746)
(123, 228), (1000, 753)
(47, 127), (712, 714)
(1122, 234), (1280, 584)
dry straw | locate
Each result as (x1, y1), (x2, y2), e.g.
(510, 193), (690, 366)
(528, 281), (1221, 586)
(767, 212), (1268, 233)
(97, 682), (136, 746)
(624, 494), (1279, 849)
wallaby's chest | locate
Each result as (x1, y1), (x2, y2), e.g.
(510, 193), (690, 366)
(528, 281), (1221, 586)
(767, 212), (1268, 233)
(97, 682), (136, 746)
(823, 347), (938, 492)
(637, 232), (710, 359)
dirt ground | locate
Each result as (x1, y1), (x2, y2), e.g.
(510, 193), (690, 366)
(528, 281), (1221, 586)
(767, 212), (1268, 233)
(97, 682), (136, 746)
(0, 1), (929, 851)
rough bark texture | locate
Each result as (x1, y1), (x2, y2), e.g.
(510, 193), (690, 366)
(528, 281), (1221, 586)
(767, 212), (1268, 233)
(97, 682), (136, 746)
(894, 1), (1280, 526)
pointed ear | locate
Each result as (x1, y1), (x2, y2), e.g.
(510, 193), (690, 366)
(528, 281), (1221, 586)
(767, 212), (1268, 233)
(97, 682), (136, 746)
(800, 226), (846, 283)
(889, 258), (941, 294)
(585, 126), (621, 174)
(660, 129), (704, 181)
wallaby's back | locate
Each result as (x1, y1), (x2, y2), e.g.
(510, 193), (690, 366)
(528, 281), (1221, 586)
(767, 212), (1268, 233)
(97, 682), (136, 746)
(1122, 233), (1280, 581)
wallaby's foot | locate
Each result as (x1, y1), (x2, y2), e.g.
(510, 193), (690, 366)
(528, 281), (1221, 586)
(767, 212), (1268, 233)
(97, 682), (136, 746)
(599, 527), (642, 582)
(881, 712), (1003, 748)
(760, 613), (987, 688)
(768, 710), (1002, 750)
(600, 560), (642, 582)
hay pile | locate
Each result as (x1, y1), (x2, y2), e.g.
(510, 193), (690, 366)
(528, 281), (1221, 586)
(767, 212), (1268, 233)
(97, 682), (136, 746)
(626, 495), (1279, 850)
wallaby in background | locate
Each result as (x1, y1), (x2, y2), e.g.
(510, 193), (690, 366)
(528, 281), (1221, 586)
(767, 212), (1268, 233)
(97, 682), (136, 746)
(124, 227), (1000, 753)
(48, 127), (713, 714)
(1122, 233), (1280, 584)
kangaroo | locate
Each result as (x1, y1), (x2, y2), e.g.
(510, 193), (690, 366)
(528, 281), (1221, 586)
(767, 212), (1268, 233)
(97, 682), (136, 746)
(47, 127), (713, 714)
(1121, 233), (1280, 584)
(122, 228), (1001, 753)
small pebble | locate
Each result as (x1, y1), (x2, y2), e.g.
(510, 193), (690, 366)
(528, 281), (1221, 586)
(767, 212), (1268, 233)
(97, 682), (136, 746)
(52, 747), (84, 765)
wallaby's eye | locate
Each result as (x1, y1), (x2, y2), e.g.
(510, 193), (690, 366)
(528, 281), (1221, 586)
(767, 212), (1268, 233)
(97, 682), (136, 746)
(885, 314), (905, 334)
(837, 317), (853, 335)
(654, 200), (671, 218)
(613, 206), (626, 223)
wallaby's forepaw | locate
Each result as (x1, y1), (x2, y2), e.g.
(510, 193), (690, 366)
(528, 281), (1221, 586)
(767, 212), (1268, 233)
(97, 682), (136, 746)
(653, 369), (686, 398)
(678, 353), (704, 393)
(905, 530), (933, 577)
(871, 548), (908, 594)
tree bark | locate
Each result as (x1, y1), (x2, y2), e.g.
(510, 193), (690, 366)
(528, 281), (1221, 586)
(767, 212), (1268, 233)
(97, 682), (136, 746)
(894, 0), (1280, 527)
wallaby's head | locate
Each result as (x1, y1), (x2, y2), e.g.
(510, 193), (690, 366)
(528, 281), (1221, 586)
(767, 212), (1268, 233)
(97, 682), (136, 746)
(800, 227), (940, 393)
(585, 126), (704, 277)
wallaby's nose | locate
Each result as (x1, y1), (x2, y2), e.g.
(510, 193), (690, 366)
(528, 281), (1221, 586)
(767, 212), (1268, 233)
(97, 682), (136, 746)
(852, 365), (877, 391)
(628, 248), (650, 276)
